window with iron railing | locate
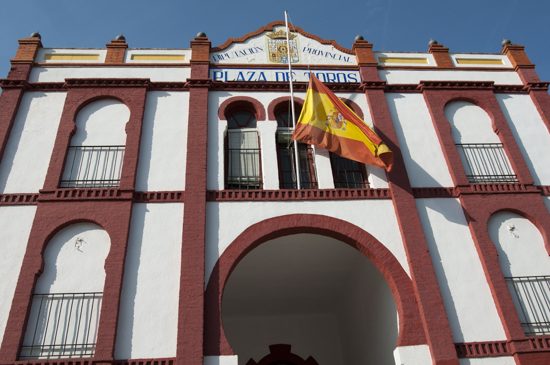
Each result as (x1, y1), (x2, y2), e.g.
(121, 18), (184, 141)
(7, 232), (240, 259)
(506, 276), (550, 336)
(20, 292), (102, 359)
(276, 131), (318, 189)
(226, 130), (262, 189)
(60, 146), (125, 188)
(456, 143), (518, 183)
(329, 152), (369, 189)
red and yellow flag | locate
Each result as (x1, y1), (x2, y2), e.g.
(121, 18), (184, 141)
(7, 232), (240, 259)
(292, 74), (393, 171)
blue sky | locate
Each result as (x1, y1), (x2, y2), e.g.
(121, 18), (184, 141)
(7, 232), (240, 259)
(1, 0), (549, 81)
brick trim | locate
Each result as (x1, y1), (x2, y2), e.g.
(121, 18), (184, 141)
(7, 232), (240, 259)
(204, 214), (427, 356)
(218, 96), (266, 121)
(455, 337), (550, 361)
(266, 96), (304, 120)
(105, 38), (128, 64)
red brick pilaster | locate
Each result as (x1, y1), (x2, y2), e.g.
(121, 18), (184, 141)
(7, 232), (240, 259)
(429, 41), (454, 68)
(8, 33), (41, 80)
(353, 39), (459, 365)
(501, 42), (539, 84)
(105, 36), (128, 64)
(176, 33), (210, 365)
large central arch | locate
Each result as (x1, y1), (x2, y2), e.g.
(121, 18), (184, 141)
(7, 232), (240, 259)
(204, 214), (426, 356)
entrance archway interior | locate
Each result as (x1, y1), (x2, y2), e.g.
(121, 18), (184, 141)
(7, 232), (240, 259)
(222, 233), (398, 365)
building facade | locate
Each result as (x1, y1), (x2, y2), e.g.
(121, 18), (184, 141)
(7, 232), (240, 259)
(0, 21), (549, 365)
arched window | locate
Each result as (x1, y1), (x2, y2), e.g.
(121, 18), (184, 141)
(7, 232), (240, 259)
(20, 223), (111, 359)
(61, 99), (129, 188)
(445, 101), (517, 183)
(488, 211), (550, 336)
(225, 101), (261, 189)
(275, 101), (317, 189)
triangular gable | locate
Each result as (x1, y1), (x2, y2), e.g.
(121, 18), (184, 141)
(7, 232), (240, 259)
(211, 21), (356, 66)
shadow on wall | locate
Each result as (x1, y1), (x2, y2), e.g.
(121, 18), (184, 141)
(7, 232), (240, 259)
(0, 92), (48, 193)
(134, 92), (169, 190)
(114, 204), (148, 358)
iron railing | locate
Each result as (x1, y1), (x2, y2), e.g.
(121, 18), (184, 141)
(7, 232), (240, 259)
(226, 147), (262, 189)
(456, 143), (518, 183)
(20, 292), (103, 359)
(505, 276), (550, 336)
(330, 153), (369, 189)
(60, 146), (125, 188)
(277, 143), (318, 189)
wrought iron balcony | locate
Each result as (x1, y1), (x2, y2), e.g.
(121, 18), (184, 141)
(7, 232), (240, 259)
(20, 292), (102, 359)
(60, 145), (125, 188)
(506, 276), (550, 336)
(456, 143), (518, 183)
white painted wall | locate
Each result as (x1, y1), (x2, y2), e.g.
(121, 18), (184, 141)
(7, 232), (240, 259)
(393, 345), (432, 365)
(497, 94), (550, 185)
(380, 70), (522, 85)
(136, 91), (189, 191)
(387, 93), (454, 187)
(115, 203), (183, 359)
(544, 197), (550, 215)
(0, 92), (66, 193)
(205, 200), (408, 282)
(207, 91), (385, 190)
(416, 198), (506, 342)
(35, 222), (111, 293)
(0, 206), (36, 346)
(445, 101), (499, 144)
(459, 358), (516, 365)
(29, 67), (191, 82)
(73, 99), (129, 146)
(488, 211), (550, 277)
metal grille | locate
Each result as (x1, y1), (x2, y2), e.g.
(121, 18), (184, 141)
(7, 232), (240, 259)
(226, 147), (262, 189)
(456, 143), (518, 183)
(276, 140), (318, 189)
(330, 153), (369, 188)
(20, 292), (102, 359)
(60, 146), (125, 188)
(505, 276), (550, 336)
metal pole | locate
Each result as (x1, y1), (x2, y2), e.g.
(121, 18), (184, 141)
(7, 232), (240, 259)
(284, 10), (301, 189)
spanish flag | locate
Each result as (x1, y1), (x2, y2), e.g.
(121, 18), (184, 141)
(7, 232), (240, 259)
(292, 74), (393, 171)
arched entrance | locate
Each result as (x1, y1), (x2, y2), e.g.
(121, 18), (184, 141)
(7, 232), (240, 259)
(205, 214), (426, 364)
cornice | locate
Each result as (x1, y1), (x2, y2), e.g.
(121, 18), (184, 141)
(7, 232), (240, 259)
(64, 78), (151, 88)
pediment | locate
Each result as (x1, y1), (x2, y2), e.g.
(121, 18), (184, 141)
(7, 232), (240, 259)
(211, 21), (356, 66)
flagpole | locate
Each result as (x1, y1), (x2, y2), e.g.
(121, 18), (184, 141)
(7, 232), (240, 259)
(284, 10), (302, 190)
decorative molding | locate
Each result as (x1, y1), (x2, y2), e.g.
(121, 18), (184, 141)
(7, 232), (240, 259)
(207, 188), (390, 201)
(218, 96), (267, 121)
(149, 82), (189, 91)
(455, 341), (510, 358)
(419, 80), (495, 90)
(3, 357), (176, 365)
(0, 79), (29, 89)
(527, 82), (550, 91)
(412, 187), (458, 198)
(0, 193), (39, 205)
(37, 188), (133, 202)
(134, 191), (185, 203)
(64, 78), (150, 88)
(455, 337), (550, 358)
(458, 183), (540, 195)
(212, 20), (353, 55)
(493, 84), (529, 93)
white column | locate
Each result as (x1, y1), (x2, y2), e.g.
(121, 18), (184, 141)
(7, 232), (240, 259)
(257, 121), (279, 189)
(313, 148), (334, 189)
